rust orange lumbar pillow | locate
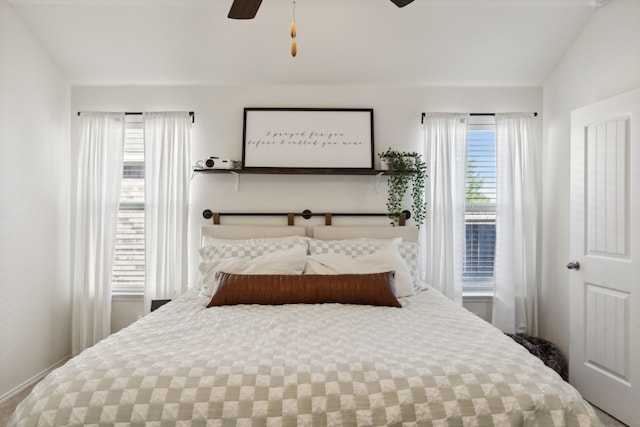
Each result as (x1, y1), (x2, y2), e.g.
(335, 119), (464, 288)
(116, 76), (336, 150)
(207, 271), (401, 308)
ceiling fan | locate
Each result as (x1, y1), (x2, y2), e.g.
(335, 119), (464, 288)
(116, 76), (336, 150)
(228, 0), (415, 20)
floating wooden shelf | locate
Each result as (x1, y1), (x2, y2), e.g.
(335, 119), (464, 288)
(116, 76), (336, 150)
(193, 168), (388, 175)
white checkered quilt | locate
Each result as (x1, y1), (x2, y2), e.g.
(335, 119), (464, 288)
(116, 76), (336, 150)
(10, 288), (601, 426)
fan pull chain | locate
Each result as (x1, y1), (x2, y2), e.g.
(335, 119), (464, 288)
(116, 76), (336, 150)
(290, 0), (297, 57)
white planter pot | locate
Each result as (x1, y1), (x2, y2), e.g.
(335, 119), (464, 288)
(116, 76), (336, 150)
(379, 157), (390, 170)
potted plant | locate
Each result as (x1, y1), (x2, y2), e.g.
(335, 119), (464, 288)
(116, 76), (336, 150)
(378, 148), (427, 227)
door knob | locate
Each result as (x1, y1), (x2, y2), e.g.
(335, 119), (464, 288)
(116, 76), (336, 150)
(566, 261), (580, 270)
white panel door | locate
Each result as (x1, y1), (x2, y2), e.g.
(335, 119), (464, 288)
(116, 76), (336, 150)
(569, 87), (640, 425)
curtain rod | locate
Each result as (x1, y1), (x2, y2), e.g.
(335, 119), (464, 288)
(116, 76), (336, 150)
(420, 112), (537, 124)
(77, 111), (195, 123)
(201, 209), (412, 226)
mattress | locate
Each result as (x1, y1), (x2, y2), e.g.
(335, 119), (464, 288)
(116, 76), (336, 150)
(10, 287), (601, 426)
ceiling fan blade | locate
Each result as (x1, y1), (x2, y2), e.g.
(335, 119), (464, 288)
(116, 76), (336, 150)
(228, 0), (263, 19)
(390, 0), (415, 7)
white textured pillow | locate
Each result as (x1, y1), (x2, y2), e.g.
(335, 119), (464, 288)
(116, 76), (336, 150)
(199, 247), (307, 297)
(199, 239), (308, 262)
(397, 241), (420, 288)
(201, 234), (307, 249)
(304, 245), (414, 297)
(307, 237), (401, 257)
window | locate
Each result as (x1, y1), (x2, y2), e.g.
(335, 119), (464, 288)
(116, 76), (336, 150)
(112, 115), (145, 294)
(463, 115), (496, 291)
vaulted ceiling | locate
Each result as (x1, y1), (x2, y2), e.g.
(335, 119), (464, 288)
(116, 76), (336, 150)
(8, 0), (599, 86)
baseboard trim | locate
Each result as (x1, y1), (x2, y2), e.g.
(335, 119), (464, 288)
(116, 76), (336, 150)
(0, 357), (69, 404)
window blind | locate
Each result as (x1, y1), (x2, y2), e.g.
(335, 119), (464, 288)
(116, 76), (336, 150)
(464, 115), (496, 286)
(112, 116), (145, 294)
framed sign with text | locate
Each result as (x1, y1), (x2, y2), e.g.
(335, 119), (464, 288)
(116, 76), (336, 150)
(241, 108), (374, 169)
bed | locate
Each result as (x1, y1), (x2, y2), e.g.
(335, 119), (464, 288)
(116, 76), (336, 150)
(9, 224), (602, 426)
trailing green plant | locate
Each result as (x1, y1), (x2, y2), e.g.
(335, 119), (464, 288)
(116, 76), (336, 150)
(378, 148), (427, 227)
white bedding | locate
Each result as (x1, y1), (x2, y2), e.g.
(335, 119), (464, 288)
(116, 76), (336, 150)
(10, 287), (601, 426)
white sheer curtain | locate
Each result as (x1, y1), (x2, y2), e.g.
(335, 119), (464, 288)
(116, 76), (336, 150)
(493, 113), (538, 335)
(143, 112), (192, 313)
(423, 113), (468, 304)
(72, 112), (125, 355)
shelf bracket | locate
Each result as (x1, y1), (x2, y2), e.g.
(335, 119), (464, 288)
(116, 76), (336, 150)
(230, 171), (240, 192)
(375, 172), (385, 193)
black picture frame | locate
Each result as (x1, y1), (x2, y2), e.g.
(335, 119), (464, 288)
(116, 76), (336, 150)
(241, 108), (374, 170)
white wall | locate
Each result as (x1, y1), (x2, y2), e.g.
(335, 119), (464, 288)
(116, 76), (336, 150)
(72, 84), (540, 327)
(111, 296), (144, 333)
(0, 1), (71, 400)
(540, 0), (640, 358)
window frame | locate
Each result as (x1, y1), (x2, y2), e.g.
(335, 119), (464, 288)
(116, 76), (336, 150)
(112, 115), (145, 296)
(463, 116), (496, 293)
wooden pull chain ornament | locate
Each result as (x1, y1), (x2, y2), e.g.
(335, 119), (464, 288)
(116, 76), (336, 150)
(290, 0), (297, 57)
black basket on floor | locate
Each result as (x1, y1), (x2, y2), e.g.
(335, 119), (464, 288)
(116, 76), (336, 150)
(506, 333), (568, 381)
